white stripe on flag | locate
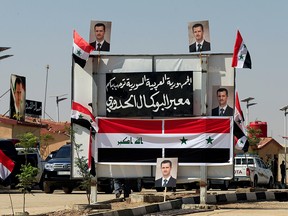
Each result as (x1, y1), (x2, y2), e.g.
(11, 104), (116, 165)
(73, 43), (90, 60)
(96, 117), (233, 149)
(97, 132), (232, 149)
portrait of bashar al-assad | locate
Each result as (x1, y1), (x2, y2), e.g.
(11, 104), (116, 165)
(155, 158), (178, 188)
(89, 20), (112, 52)
(188, 20), (211, 53)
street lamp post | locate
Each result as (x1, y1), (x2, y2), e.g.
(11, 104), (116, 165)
(50, 94), (67, 122)
(55, 94), (67, 122)
(280, 105), (288, 186)
(241, 97), (257, 126)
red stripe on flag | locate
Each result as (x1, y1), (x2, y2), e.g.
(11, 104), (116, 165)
(0, 149), (15, 173)
(98, 118), (163, 133)
(73, 30), (94, 53)
(72, 101), (95, 120)
(232, 30), (243, 67)
(165, 118), (231, 134)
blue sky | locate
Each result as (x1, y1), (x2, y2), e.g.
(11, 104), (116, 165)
(1, 0), (288, 144)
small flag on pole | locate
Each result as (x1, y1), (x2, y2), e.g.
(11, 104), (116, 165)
(71, 101), (98, 132)
(233, 91), (249, 152)
(232, 30), (252, 69)
(73, 30), (94, 68)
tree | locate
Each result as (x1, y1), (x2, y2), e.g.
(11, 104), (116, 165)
(247, 126), (262, 154)
(69, 126), (94, 205)
(16, 132), (39, 214)
(40, 134), (54, 159)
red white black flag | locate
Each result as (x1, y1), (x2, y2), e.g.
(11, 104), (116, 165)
(233, 91), (249, 152)
(73, 30), (94, 68)
(232, 30), (252, 69)
(0, 141), (17, 180)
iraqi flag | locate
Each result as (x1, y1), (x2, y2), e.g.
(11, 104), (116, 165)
(0, 140), (17, 181)
(233, 91), (249, 152)
(71, 101), (98, 132)
(97, 117), (233, 149)
(232, 30), (252, 69)
(73, 30), (94, 68)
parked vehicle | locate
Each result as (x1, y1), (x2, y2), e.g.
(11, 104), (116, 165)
(233, 154), (274, 188)
(42, 144), (81, 194)
(0, 139), (45, 190)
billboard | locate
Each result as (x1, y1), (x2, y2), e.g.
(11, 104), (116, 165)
(10, 74), (26, 121)
(71, 54), (235, 180)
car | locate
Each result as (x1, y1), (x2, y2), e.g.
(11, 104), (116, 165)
(42, 144), (81, 194)
(233, 154), (274, 188)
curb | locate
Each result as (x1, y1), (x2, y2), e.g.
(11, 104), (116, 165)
(88, 191), (288, 216)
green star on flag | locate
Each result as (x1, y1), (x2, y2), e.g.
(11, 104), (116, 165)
(76, 49), (82, 56)
(180, 136), (188, 144)
(206, 136), (214, 144)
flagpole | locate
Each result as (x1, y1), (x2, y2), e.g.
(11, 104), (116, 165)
(43, 64), (49, 119)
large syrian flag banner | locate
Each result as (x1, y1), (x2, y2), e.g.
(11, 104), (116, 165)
(232, 30), (252, 69)
(96, 117), (233, 163)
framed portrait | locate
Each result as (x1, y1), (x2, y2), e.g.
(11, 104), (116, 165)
(210, 85), (234, 116)
(89, 20), (112, 52)
(188, 20), (211, 53)
(155, 158), (178, 188)
(9, 74), (26, 121)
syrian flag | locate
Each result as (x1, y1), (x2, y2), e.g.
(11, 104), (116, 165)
(233, 91), (249, 152)
(0, 141), (17, 181)
(73, 30), (94, 68)
(232, 30), (252, 69)
(88, 127), (96, 176)
(71, 101), (98, 132)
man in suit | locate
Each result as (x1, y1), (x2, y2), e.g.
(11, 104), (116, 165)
(10, 76), (26, 121)
(189, 23), (211, 52)
(212, 87), (234, 116)
(90, 23), (110, 52)
(155, 159), (176, 187)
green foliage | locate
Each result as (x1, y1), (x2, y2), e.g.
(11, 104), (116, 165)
(17, 132), (38, 151)
(16, 164), (38, 193)
(247, 126), (262, 154)
(40, 133), (55, 158)
(71, 127), (93, 204)
(16, 132), (40, 213)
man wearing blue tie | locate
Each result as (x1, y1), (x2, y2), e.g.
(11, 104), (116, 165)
(155, 160), (177, 187)
(212, 88), (234, 116)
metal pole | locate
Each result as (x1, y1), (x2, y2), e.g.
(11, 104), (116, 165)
(246, 104), (249, 126)
(56, 96), (59, 122)
(43, 65), (49, 119)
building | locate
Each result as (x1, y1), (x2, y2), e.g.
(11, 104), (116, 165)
(0, 116), (70, 159)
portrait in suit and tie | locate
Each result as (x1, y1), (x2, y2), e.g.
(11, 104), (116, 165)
(89, 20), (111, 52)
(155, 158), (178, 188)
(188, 20), (211, 53)
(211, 87), (234, 116)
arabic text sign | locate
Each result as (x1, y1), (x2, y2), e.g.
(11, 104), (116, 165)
(106, 71), (193, 117)
(25, 99), (42, 117)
